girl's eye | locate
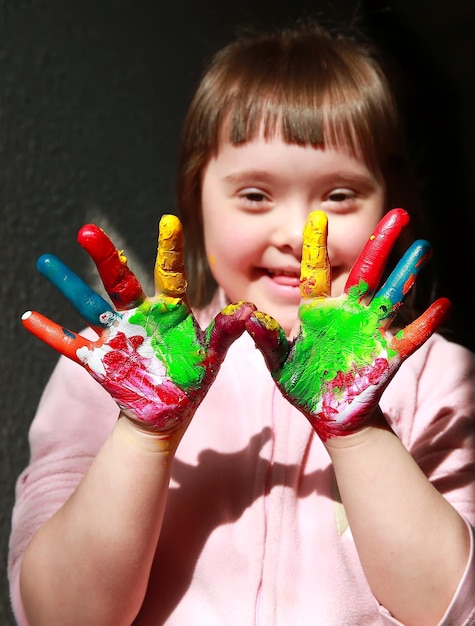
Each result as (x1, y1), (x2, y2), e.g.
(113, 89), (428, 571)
(245, 192), (265, 202)
(238, 189), (270, 207)
(326, 189), (356, 203)
(243, 191), (266, 202)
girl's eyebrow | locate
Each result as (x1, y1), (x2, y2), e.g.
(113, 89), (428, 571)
(326, 171), (381, 189)
(222, 169), (380, 189)
(222, 170), (276, 184)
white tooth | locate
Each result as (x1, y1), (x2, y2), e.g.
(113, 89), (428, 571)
(270, 270), (298, 277)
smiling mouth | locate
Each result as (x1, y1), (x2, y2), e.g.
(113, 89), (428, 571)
(265, 269), (301, 287)
(267, 269), (300, 278)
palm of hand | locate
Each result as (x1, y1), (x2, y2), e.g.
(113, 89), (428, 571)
(248, 209), (450, 440)
(77, 296), (206, 430)
(279, 285), (400, 438)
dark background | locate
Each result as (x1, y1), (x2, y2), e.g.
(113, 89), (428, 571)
(1, 1), (474, 622)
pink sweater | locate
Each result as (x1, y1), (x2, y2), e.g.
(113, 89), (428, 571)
(8, 322), (475, 625)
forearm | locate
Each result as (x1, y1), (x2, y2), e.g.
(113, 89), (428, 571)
(20, 415), (177, 626)
(325, 411), (470, 626)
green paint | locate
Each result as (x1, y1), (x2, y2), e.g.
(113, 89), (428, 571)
(129, 299), (206, 390)
(279, 283), (397, 412)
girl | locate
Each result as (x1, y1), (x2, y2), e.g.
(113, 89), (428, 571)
(9, 21), (475, 626)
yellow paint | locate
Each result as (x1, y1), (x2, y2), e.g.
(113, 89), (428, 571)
(161, 295), (182, 307)
(118, 249), (128, 265)
(155, 214), (188, 297)
(208, 253), (216, 266)
(222, 301), (245, 316)
(254, 310), (280, 331)
(300, 211), (331, 299)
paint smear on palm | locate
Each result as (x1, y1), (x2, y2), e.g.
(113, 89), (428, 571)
(280, 282), (398, 423)
(76, 296), (207, 427)
(129, 297), (206, 387)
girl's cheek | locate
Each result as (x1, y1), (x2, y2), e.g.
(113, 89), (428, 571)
(330, 274), (348, 298)
(207, 253), (217, 268)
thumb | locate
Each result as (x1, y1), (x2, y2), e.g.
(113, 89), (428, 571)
(246, 311), (289, 375)
(206, 301), (257, 366)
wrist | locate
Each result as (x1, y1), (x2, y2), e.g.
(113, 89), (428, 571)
(322, 407), (393, 453)
(114, 413), (184, 456)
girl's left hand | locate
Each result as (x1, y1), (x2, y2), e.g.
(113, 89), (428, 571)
(247, 209), (451, 441)
(22, 215), (255, 438)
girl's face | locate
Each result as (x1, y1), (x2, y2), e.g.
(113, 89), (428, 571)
(201, 134), (386, 335)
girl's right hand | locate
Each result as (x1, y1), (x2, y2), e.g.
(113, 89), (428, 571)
(247, 209), (451, 441)
(22, 215), (255, 444)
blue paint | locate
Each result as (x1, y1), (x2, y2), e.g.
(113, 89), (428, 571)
(37, 254), (116, 327)
(374, 240), (431, 319)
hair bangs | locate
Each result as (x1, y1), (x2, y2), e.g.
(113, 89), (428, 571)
(217, 63), (391, 176)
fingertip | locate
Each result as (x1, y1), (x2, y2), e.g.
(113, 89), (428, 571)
(158, 215), (184, 252)
(159, 213), (181, 226)
(432, 296), (452, 322)
(246, 312), (288, 372)
(21, 311), (47, 335)
(78, 223), (115, 261)
(77, 223), (102, 243)
(21, 310), (52, 339)
(222, 301), (257, 320)
(438, 296), (452, 310)
(252, 310), (280, 328)
(412, 239), (432, 264)
(247, 311), (285, 344)
(307, 209), (327, 224)
(245, 302), (258, 319)
(36, 253), (57, 274)
(387, 208), (410, 227)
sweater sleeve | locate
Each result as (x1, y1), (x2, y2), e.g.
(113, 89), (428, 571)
(6, 296), (227, 625)
(7, 352), (119, 625)
(378, 335), (475, 625)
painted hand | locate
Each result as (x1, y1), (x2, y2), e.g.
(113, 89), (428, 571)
(23, 215), (255, 436)
(247, 209), (451, 441)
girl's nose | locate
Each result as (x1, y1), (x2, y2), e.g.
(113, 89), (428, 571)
(269, 206), (306, 256)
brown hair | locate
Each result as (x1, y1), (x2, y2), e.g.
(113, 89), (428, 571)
(177, 20), (429, 320)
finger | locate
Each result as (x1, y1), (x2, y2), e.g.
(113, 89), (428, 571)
(154, 214), (187, 298)
(372, 240), (432, 326)
(246, 310), (289, 375)
(390, 297), (451, 359)
(206, 302), (257, 365)
(344, 208), (410, 300)
(21, 311), (92, 362)
(300, 211), (331, 300)
(37, 254), (117, 328)
(78, 224), (145, 310)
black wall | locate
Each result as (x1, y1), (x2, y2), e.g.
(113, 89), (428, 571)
(1, 1), (474, 622)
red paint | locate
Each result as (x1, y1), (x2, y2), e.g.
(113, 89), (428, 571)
(392, 297), (451, 358)
(22, 311), (90, 362)
(345, 208), (410, 298)
(78, 224), (145, 310)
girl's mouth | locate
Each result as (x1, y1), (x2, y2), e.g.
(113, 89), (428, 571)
(266, 269), (300, 288)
